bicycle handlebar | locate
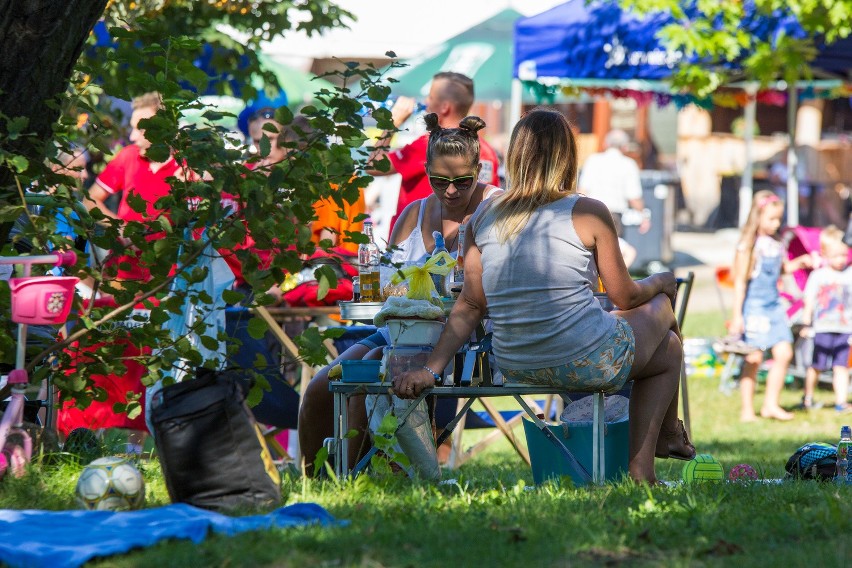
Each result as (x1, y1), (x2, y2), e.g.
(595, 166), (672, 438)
(0, 250), (77, 268)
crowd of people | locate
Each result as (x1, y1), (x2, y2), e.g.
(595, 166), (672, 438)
(6, 67), (850, 484)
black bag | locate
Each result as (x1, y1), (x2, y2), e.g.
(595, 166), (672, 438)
(150, 368), (281, 511)
(784, 442), (837, 481)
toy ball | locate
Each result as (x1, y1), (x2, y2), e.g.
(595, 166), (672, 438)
(76, 456), (145, 511)
(728, 463), (759, 482)
(682, 454), (725, 483)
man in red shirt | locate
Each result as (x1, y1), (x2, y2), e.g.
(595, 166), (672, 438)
(85, 92), (180, 281)
(367, 72), (500, 233)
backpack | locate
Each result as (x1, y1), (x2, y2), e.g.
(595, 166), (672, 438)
(785, 442), (837, 481)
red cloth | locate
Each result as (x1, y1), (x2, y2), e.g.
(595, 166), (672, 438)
(388, 134), (500, 232)
(96, 145), (181, 281)
(57, 298), (156, 436)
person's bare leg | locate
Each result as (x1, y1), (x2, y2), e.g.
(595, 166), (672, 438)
(760, 342), (794, 420)
(346, 347), (385, 468)
(803, 367), (819, 408)
(299, 343), (371, 477)
(739, 352), (762, 422)
(614, 294), (685, 483)
(627, 331), (683, 481)
(833, 365), (850, 408)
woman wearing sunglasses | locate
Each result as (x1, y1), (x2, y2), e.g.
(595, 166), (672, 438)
(299, 113), (501, 476)
(392, 109), (695, 485)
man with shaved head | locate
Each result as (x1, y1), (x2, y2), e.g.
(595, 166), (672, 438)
(368, 72), (500, 232)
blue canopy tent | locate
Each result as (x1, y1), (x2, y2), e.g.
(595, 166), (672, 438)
(512, 0), (852, 227)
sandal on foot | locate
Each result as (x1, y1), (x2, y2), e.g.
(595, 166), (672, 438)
(655, 419), (696, 461)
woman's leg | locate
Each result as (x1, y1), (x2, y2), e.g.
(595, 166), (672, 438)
(739, 352), (763, 422)
(760, 341), (794, 420)
(299, 343), (371, 477)
(614, 294), (684, 483)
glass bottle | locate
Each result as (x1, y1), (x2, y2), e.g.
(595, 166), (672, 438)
(452, 224), (466, 291)
(358, 221), (381, 302)
(836, 425), (851, 485)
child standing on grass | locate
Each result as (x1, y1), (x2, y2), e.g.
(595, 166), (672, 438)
(800, 226), (852, 413)
(730, 191), (812, 422)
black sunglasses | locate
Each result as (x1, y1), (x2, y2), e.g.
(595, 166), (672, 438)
(428, 174), (476, 192)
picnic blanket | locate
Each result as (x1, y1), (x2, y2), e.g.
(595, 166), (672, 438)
(0, 503), (341, 568)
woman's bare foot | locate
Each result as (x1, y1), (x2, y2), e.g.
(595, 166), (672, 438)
(740, 411), (757, 422)
(760, 406), (794, 421)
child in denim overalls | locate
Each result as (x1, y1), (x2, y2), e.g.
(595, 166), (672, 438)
(730, 191), (812, 422)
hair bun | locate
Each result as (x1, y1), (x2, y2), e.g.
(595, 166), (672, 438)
(458, 115), (486, 135)
(423, 112), (441, 133)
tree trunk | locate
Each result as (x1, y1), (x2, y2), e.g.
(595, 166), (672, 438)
(0, 0), (107, 200)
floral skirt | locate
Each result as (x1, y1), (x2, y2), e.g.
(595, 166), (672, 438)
(501, 316), (635, 394)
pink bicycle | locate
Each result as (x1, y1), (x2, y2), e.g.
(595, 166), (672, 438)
(0, 251), (78, 477)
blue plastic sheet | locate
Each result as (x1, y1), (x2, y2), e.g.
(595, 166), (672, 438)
(0, 503), (341, 568)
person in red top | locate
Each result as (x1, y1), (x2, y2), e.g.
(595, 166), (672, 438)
(84, 92), (180, 281)
(367, 72), (500, 233)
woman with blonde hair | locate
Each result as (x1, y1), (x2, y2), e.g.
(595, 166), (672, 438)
(393, 108), (694, 484)
(729, 190), (812, 421)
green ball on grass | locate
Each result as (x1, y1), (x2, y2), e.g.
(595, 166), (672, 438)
(682, 454), (725, 483)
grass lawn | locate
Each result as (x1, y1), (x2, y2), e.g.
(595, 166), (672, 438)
(2, 311), (851, 567)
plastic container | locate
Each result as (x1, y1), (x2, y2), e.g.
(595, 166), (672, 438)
(341, 360), (382, 383)
(8, 276), (79, 324)
(382, 345), (433, 381)
(386, 318), (444, 346)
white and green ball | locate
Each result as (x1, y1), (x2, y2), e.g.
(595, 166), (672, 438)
(682, 454), (725, 483)
(76, 456), (145, 511)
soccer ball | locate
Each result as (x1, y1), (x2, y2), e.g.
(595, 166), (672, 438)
(728, 463), (759, 482)
(76, 456), (145, 511)
(682, 454), (725, 483)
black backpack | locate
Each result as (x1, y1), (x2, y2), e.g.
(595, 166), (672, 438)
(785, 442), (838, 481)
(150, 368), (281, 511)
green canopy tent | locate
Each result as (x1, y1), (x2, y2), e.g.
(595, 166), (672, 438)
(388, 8), (522, 101)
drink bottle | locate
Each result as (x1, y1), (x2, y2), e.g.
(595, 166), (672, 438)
(837, 425), (851, 484)
(430, 231), (449, 298)
(357, 221), (381, 302)
(451, 224), (466, 290)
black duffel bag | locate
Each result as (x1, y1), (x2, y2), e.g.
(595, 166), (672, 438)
(150, 368), (281, 511)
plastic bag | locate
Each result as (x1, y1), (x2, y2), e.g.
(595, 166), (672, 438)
(390, 251), (455, 300)
(365, 394), (441, 480)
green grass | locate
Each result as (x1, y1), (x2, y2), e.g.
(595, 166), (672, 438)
(2, 311), (851, 567)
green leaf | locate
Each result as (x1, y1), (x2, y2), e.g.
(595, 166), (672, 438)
(200, 334), (219, 351)
(247, 317), (268, 340)
(222, 289), (245, 305)
(9, 155), (29, 173)
(313, 264), (338, 301)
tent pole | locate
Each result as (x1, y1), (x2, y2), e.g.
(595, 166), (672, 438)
(786, 85), (799, 227)
(739, 83), (758, 227)
(510, 79), (523, 131)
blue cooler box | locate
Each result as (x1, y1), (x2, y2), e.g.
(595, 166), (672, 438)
(522, 417), (629, 486)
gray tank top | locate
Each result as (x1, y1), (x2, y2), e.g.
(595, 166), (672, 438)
(472, 194), (617, 370)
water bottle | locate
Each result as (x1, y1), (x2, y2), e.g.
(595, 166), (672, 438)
(358, 221), (381, 302)
(837, 425), (851, 485)
(430, 231), (449, 298)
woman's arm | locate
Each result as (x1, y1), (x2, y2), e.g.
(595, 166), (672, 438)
(573, 197), (674, 309)
(392, 234), (488, 398)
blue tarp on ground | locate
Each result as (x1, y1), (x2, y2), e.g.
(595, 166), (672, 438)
(0, 503), (341, 568)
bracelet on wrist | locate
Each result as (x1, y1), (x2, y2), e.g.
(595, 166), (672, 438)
(422, 365), (442, 384)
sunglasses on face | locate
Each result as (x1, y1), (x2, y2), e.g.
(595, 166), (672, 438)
(428, 174), (476, 192)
